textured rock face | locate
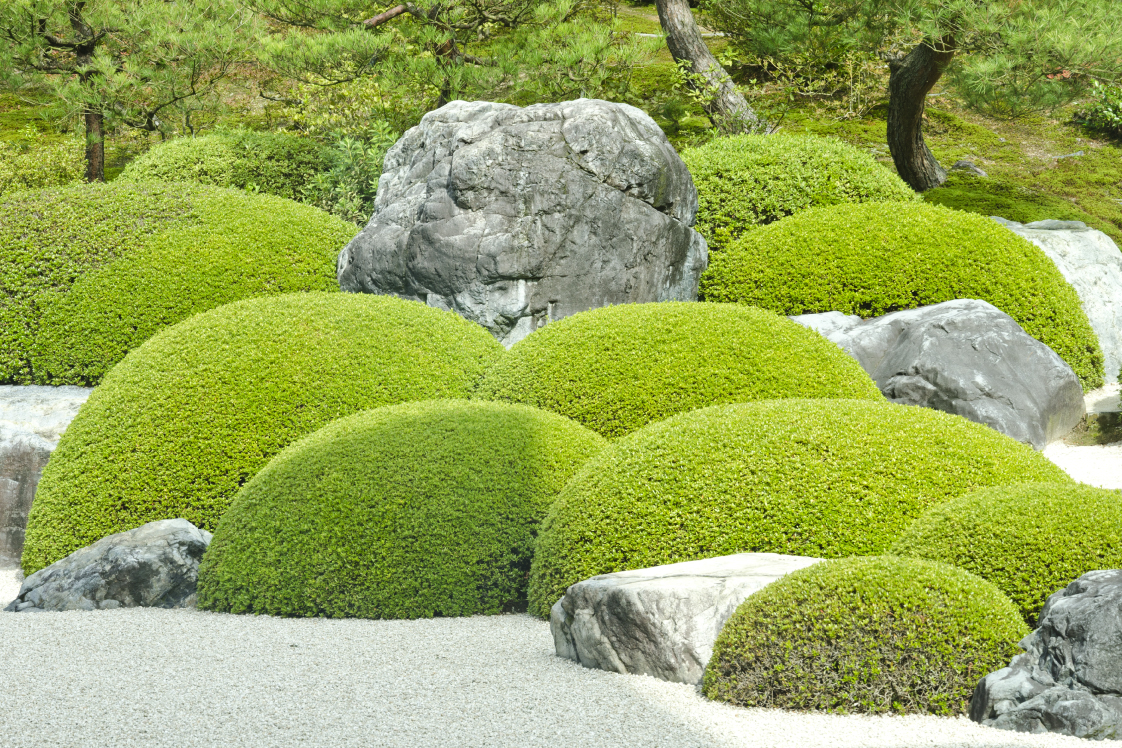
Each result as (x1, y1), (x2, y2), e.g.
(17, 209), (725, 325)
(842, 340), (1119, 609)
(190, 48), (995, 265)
(5, 519), (212, 612)
(550, 553), (820, 684)
(971, 569), (1122, 740)
(995, 217), (1122, 384)
(0, 385), (92, 567)
(792, 299), (1085, 449)
(338, 99), (709, 346)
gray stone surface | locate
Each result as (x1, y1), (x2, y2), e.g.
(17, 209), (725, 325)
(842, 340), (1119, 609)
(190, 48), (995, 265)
(971, 569), (1122, 740)
(5, 518), (212, 612)
(792, 299), (1084, 449)
(338, 99), (708, 346)
(952, 160), (988, 177)
(0, 385), (92, 568)
(994, 217), (1122, 385)
(550, 553), (820, 685)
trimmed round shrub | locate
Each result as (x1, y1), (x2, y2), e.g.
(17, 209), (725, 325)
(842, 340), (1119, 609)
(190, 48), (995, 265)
(680, 133), (918, 254)
(198, 400), (606, 618)
(28, 192), (354, 385)
(119, 130), (326, 200)
(891, 482), (1122, 625)
(527, 399), (1072, 616)
(704, 556), (1028, 715)
(474, 302), (882, 439)
(700, 202), (1105, 390)
(22, 293), (504, 574)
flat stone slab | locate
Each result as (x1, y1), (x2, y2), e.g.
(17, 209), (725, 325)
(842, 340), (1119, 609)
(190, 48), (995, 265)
(550, 553), (820, 684)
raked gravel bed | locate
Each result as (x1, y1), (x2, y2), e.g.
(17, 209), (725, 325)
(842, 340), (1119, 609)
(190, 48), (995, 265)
(0, 570), (1083, 748)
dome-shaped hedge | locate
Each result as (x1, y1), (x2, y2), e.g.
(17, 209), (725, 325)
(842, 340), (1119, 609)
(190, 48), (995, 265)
(699, 201), (1104, 390)
(527, 399), (1071, 616)
(119, 130), (325, 200)
(704, 556), (1028, 715)
(198, 400), (605, 619)
(891, 482), (1122, 625)
(22, 293), (504, 574)
(0, 182), (354, 386)
(474, 302), (882, 439)
(680, 133), (918, 254)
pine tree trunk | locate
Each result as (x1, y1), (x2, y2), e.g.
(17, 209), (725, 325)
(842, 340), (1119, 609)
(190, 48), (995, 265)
(655, 0), (761, 133)
(83, 109), (105, 183)
(886, 38), (956, 192)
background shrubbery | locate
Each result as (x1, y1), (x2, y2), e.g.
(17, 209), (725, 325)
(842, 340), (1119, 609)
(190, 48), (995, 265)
(0, 127), (82, 197)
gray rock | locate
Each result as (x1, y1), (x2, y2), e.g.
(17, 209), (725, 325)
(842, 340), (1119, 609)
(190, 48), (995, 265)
(951, 159), (988, 177)
(971, 569), (1122, 740)
(993, 217), (1122, 384)
(550, 553), (820, 684)
(0, 385), (92, 568)
(338, 99), (708, 347)
(4, 518), (212, 612)
(792, 299), (1084, 449)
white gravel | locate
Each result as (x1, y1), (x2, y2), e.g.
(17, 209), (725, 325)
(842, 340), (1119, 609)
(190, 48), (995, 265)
(0, 571), (1082, 748)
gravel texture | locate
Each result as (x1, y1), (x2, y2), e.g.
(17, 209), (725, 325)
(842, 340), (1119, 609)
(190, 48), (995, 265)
(1043, 441), (1122, 489)
(0, 571), (1084, 748)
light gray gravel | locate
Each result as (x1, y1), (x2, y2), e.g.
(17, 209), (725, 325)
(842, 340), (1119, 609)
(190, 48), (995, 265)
(0, 571), (1083, 748)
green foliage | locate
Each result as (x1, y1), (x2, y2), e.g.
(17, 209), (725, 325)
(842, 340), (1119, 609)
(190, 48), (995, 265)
(301, 127), (399, 225)
(700, 201), (1105, 390)
(681, 133), (917, 254)
(891, 483), (1122, 626)
(474, 302), (882, 439)
(198, 400), (605, 618)
(1081, 81), (1122, 139)
(527, 398), (1070, 617)
(0, 126), (82, 197)
(119, 130), (326, 200)
(29, 193), (352, 385)
(704, 556), (1028, 715)
(22, 293), (505, 574)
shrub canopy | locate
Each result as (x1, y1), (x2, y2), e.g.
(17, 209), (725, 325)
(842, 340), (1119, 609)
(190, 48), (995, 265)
(474, 302), (882, 439)
(891, 482), (1122, 625)
(700, 202), (1104, 390)
(198, 400), (605, 619)
(680, 133), (917, 254)
(704, 556), (1028, 715)
(527, 399), (1071, 616)
(22, 293), (504, 574)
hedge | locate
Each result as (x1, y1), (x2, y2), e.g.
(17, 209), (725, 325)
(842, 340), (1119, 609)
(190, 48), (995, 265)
(704, 556), (1028, 715)
(474, 302), (882, 439)
(699, 201), (1104, 390)
(680, 133), (918, 254)
(21, 293), (504, 574)
(118, 130), (326, 200)
(527, 399), (1071, 617)
(891, 482), (1122, 625)
(198, 400), (605, 618)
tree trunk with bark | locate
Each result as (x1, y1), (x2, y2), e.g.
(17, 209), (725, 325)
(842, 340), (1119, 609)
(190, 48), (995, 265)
(886, 38), (956, 192)
(83, 108), (105, 183)
(654, 0), (761, 134)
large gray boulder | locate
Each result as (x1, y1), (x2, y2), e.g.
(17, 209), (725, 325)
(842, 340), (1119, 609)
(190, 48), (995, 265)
(792, 299), (1084, 449)
(994, 218), (1122, 384)
(0, 385), (92, 567)
(338, 99), (708, 346)
(550, 553), (820, 684)
(971, 569), (1122, 740)
(5, 518), (212, 612)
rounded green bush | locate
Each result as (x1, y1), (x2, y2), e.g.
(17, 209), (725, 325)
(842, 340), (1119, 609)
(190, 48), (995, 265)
(891, 482), (1122, 626)
(527, 399), (1072, 616)
(680, 133), (918, 254)
(198, 400), (606, 619)
(22, 293), (504, 574)
(119, 130), (325, 200)
(474, 302), (882, 439)
(700, 201), (1105, 390)
(704, 556), (1028, 715)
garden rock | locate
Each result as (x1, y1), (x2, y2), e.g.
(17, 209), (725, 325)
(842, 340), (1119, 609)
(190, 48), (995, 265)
(994, 217), (1122, 385)
(337, 99), (708, 347)
(550, 552), (820, 684)
(0, 385), (91, 568)
(792, 299), (1084, 449)
(5, 519), (212, 612)
(971, 569), (1122, 739)
(951, 160), (988, 177)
